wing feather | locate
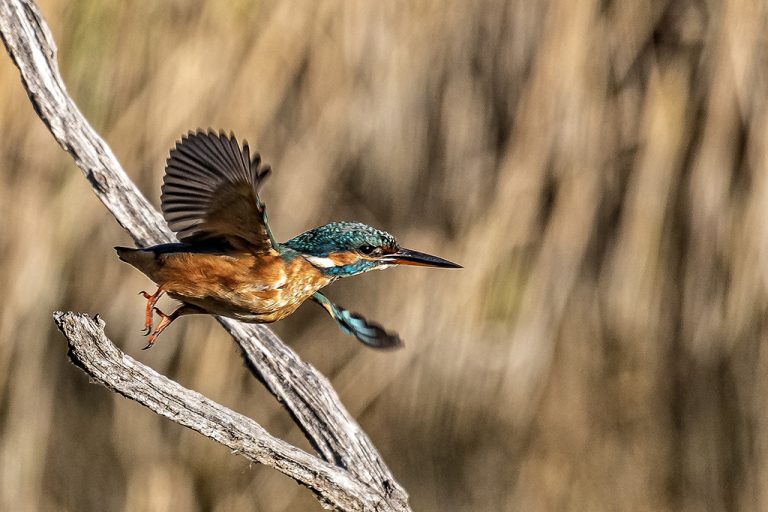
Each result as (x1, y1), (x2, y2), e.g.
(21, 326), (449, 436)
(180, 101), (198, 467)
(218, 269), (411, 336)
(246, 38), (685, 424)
(161, 130), (277, 253)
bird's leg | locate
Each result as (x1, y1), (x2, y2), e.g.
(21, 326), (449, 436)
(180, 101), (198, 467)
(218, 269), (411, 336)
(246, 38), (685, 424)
(138, 287), (165, 335)
(310, 292), (403, 349)
(143, 303), (204, 350)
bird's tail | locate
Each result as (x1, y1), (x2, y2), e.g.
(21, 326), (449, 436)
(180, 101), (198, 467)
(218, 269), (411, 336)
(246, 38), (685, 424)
(114, 246), (161, 278)
(114, 246), (143, 265)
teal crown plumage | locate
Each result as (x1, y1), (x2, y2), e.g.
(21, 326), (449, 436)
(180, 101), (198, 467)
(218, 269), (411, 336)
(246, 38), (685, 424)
(283, 222), (397, 256)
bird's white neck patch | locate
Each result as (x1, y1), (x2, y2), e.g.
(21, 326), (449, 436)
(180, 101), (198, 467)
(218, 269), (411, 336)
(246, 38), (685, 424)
(304, 255), (337, 268)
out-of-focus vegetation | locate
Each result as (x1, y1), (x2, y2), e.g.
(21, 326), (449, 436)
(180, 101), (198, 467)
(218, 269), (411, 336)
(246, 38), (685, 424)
(2, 0), (768, 510)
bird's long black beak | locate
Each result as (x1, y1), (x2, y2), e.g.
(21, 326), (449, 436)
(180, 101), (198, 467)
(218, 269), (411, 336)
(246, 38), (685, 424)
(381, 248), (462, 268)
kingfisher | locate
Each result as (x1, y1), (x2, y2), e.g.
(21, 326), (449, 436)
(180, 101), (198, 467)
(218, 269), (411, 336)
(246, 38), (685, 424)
(116, 130), (460, 350)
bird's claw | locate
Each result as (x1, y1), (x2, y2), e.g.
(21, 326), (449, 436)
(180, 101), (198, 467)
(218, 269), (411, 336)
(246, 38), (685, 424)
(139, 289), (166, 339)
(141, 306), (173, 349)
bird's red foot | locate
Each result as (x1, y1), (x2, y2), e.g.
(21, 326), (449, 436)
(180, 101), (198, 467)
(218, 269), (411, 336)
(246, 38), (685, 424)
(143, 307), (171, 350)
(139, 288), (165, 336)
(142, 304), (201, 350)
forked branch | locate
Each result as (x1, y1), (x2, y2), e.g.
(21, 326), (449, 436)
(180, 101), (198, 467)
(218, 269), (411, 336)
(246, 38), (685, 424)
(54, 312), (386, 511)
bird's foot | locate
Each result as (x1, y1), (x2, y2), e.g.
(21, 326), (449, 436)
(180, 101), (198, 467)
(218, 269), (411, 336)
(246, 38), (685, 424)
(142, 307), (168, 350)
(141, 304), (200, 350)
(139, 288), (165, 336)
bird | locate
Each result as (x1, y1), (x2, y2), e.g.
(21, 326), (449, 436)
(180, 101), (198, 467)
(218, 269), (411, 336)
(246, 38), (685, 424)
(115, 129), (461, 350)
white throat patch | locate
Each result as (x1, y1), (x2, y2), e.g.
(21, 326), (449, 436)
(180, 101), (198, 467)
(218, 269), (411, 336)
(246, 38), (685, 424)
(304, 255), (337, 268)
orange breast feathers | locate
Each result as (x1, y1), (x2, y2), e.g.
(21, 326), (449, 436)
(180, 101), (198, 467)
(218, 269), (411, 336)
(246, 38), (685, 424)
(148, 251), (332, 321)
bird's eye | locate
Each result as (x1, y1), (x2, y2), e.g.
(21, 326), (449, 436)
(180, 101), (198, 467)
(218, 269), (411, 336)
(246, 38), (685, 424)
(359, 244), (381, 256)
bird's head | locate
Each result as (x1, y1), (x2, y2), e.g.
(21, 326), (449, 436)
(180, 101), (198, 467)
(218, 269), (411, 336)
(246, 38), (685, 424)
(283, 222), (461, 278)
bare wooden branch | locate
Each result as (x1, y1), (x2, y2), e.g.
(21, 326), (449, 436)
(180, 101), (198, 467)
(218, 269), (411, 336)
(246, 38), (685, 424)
(54, 312), (388, 512)
(0, 1), (409, 510)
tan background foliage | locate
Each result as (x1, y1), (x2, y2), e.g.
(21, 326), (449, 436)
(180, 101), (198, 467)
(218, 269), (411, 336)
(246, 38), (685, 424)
(1, 1), (767, 510)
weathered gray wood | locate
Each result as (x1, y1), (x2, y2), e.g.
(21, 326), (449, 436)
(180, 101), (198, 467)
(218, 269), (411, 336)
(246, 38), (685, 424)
(0, 1), (409, 510)
(53, 312), (386, 512)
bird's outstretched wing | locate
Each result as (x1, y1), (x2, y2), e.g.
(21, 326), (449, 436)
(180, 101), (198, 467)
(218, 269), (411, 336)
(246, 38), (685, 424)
(312, 292), (403, 349)
(161, 129), (277, 254)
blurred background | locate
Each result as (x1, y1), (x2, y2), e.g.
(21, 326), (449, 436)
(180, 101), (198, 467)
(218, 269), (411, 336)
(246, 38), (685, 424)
(1, 0), (767, 510)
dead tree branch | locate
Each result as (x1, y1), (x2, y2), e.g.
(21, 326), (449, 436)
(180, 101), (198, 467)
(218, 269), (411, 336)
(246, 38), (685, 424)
(0, 1), (409, 510)
(54, 312), (388, 511)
